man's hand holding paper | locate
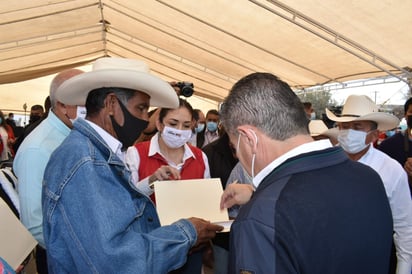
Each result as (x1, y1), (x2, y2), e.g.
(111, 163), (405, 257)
(188, 217), (223, 247)
(220, 183), (254, 209)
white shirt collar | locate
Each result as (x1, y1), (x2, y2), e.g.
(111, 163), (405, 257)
(253, 139), (332, 188)
(85, 120), (125, 161)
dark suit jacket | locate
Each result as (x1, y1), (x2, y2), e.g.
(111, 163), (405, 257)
(202, 133), (238, 189)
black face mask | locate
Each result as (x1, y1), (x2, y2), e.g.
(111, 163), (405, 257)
(110, 99), (148, 150)
(29, 114), (41, 124)
(407, 115), (412, 129)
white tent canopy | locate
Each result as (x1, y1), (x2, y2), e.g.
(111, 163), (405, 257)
(1, 0), (411, 108)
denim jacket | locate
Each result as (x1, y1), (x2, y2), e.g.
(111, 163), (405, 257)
(42, 119), (197, 274)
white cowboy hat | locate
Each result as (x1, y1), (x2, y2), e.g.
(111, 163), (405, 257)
(325, 95), (399, 131)
(55, 57), (179, 108)
(309, 120), (328, 137)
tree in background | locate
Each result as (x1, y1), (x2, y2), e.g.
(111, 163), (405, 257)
(297, 88), (337, 119)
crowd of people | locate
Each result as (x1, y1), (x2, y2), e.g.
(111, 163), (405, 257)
(1, 56), (411, 274)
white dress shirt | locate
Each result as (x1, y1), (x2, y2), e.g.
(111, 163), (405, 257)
(85, 120), (124, 162)
(359, 145), (412, 274)
(253, 139), (332, 188)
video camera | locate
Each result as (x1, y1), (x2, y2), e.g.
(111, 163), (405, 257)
(176, 82), (194, 97)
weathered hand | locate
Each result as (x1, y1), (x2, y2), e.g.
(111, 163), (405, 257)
(188, 217), (223, 247)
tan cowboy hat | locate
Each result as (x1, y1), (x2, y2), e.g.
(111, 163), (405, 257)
(55, 57), (179, 108)
(309, 120), (328, 137)
(325, 95), (399, 131)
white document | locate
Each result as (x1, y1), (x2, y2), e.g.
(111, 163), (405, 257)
(0, 199), (37, 270)
(154, 178), (232, 231)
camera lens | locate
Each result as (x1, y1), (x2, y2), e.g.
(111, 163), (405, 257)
(181, 85), (193, 97)
(177, 82), (194, 97)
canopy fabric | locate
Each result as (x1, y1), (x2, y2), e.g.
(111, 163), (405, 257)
(1, 0), (411, 102)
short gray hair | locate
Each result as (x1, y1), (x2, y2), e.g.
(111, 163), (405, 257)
(220, 73), (309, 140)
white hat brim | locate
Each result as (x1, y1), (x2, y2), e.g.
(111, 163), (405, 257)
(325, 108), (399, 131)
(56, 69), (179, 108)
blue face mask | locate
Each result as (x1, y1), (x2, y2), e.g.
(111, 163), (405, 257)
(0, 118), (2, 124)
(386, 130), (395, 138)
(195, 123), (205, 133)
(206, 121), (218, 132)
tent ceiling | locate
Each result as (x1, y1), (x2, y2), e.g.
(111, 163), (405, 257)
(1, 0), (411, 102)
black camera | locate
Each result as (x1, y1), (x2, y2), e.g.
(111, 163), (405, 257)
(176, 82), (194, 97)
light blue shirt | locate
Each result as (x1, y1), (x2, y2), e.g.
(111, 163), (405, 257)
(14, 111), (70, 247)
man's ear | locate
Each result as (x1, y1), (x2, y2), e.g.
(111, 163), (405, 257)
(105, 93), (117, 115)
(237, 126), (259, 152)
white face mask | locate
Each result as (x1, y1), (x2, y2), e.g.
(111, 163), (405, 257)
(161, 126), (192, 149)
(69, 106), (87, 123)
(337, 129), (370, 154)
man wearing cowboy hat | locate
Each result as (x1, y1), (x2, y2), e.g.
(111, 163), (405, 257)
(326, 94), (412, 274)
(42, 57), (223, 273)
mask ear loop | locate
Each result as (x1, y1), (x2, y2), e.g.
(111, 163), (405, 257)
(248, 129), (258, 181)
(249, 129), (258, 145)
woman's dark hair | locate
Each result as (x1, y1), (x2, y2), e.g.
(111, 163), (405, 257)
(404, 97), (412, 114)
(158, 98), (194, 123)
(193, 109), (201, 122)
(0, 110), (6, 127)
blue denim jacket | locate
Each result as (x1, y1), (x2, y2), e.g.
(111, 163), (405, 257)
(42, 119), (197, 274)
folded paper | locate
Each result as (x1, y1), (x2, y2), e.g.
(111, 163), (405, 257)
(0, 199), (37, 270)
(154, 178), (230, 229)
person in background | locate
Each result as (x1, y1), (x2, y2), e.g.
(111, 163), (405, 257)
(42, 57), (222, 273)
(303, 101), (315, 120)
(327, 95), (412, 274)
(0, 110), (15, 161)
(27, 104), (44, 126)
(219, 72), (393, 273)
(202, 131), (237, 190)
(14, 69), (85, 274)
(13, 100), (49, 153)
(189, 109), (205, 146)
(6, 113), (16, 136)
(197, 109), (220, 148)
(379, 97), (412, 195)
(225, 162), (253, 220)
(201, 130), (238, 274)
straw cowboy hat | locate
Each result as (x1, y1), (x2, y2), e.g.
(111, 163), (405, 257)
(55, 57), (179, 108)
(325, 95), (399, 131)
(309, 120), (329, 137)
